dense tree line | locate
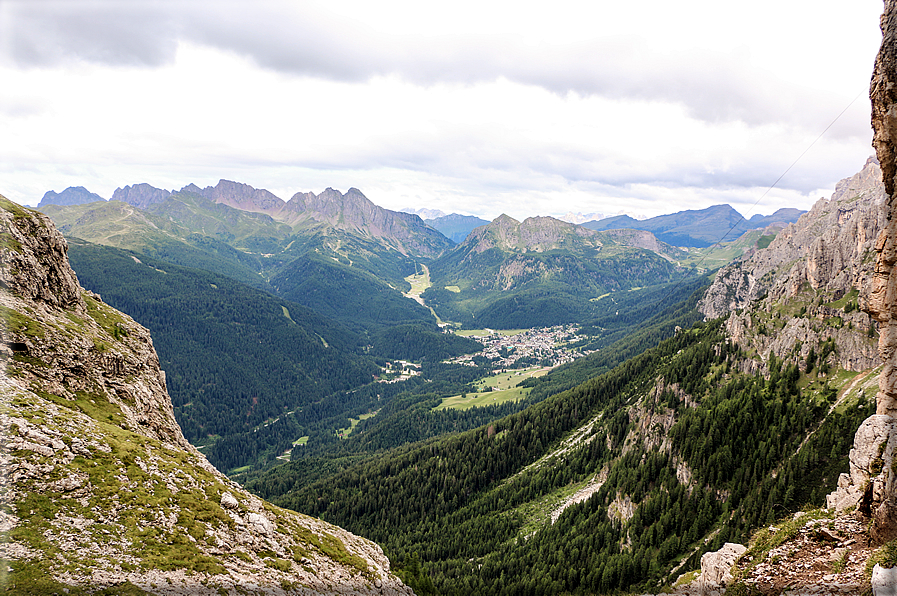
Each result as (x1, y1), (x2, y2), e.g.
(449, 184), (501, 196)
(254, 320), (870, 594)
(370, 325), (482, 361)
(67, 243), (377, 453)
(271, 252), (434, 332)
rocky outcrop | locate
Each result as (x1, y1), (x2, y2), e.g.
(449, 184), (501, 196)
(0, 196), (412, 594)
(829, 0), (897, 545)
(697, 158), (885, 374)
(674, 542), (747, 594)
(871, 0), (897, 422)
(111, 182), (172, 209)
(697, 543), (747, 592)
(700, 158), (886, 322)
(828, 415), (897, 513)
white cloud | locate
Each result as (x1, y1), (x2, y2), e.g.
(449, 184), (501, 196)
(0, 0), (883, 221)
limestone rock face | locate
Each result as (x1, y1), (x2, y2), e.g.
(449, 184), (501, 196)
(831, 0), (897, 544)
(0, 196), (412, 594)
(872, 0), (897, 421)
(694, 542), (746, 591)
(700, 158), (886, 323)
(0, 202), (84, 311)
(828, 415), (897, 514)
(697, 159), (884, 374)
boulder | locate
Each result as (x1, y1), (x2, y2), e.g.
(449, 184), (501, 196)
(697, 543), (746, 590)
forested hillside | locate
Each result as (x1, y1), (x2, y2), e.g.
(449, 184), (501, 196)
(423, 214), (697, 328)
(251, 319), (872, 594)
(270, 252), (437, 332)
(67, 238), (489, 472)
(66, 241), (377, 460)
(247, 162), (884, 594)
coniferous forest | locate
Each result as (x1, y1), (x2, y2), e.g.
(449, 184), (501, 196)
(250, 321), (872, 594)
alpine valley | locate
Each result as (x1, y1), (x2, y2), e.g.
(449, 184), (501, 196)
(36, 180), (736, 475)
(9, 132), (897, 592)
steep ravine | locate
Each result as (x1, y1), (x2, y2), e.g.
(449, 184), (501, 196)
(0, 196), (413, 594)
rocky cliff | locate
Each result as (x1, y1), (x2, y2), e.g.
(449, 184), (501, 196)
(849, 0), (897, 544)
(698, 158), (885, 374)
(0, 196), (412, 594)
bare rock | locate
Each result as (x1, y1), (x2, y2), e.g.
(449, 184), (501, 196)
(700, 158), (886, 324)
(841, 0), (897, 543)
(696, 543), (746, 589)
(873, 564), (897, 596)
(699, 158), (884, 376)
(247, 512), (275, 537)
(220, 491), (239, 510)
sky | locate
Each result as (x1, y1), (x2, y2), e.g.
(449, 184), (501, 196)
(0, 0), (885, 221)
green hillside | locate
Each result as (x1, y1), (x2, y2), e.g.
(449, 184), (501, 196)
(140, 189), (294, 251)
(270, 252), (438, 332)
(40, 201), (271, 289)
(424, 216), (697, 328)
(251, 317), (871, 595)
(66, 240), (380, 470)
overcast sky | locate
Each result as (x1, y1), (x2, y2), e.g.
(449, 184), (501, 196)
(0, 0), (884, 221)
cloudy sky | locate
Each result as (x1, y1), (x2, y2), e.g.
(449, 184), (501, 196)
(0, 1), (884, 221)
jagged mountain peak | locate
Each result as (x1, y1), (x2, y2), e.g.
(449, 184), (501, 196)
(280, 186), (451, 257)
(111, 182), (171, 210)
(185, 179), (286, 215)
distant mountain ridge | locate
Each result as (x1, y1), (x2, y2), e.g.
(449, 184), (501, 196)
(424, 213), (490, 243)
(38, 186), (106, 208)
(108, 180), (453, 259)
(583, 204), (805, 247)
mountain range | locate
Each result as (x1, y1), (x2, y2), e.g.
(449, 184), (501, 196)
(39, 183), (803, 249)
(582, 204), (804, 247)
(37, 180), (718, 332)
(423, 214), (693, 328)
(8, 155), (891, 593)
